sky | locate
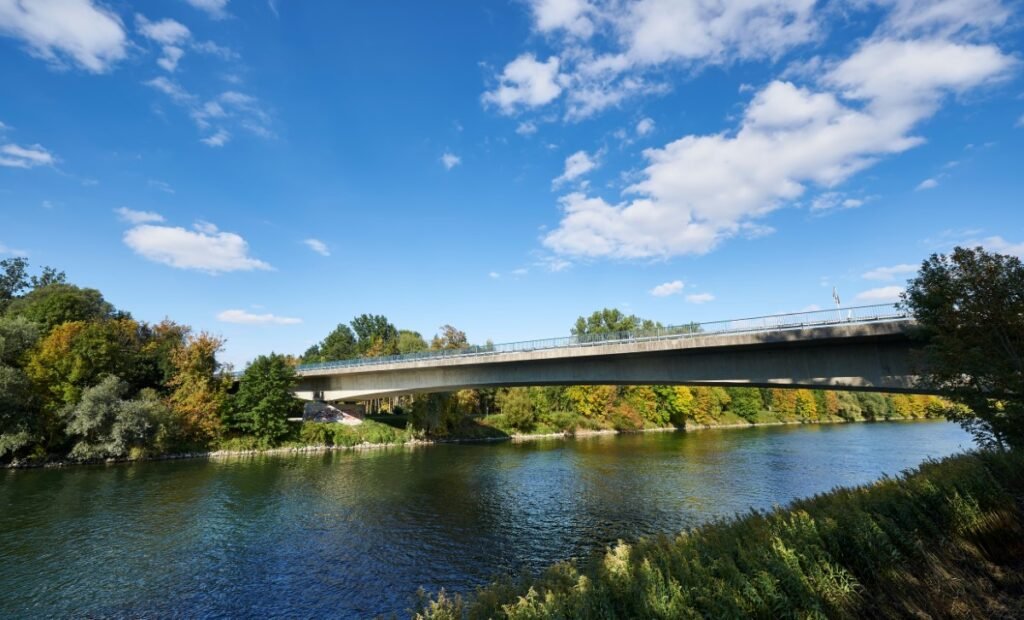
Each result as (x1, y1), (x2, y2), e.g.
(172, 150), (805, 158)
(1, 0), (1022, 367)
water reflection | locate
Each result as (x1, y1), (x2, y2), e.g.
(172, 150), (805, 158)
(0, 420), (972, 618)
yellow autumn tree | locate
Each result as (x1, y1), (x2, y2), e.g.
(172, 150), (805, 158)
(166, 331), (230, 445)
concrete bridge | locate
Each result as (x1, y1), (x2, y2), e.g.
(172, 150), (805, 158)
(293, 304), (928, 401)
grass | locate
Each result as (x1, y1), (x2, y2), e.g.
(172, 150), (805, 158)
(415, 450), (1024, 619)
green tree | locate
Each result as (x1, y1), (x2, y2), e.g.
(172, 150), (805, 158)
(26, 319), (163, 418)
(351, 314), (398, 356)
(231, 354), (301, 445)
(314, 323), (359, 362)
(726, 387), (763, 422)
(64, 376), (161, 459)
(0, 257), (30, 312)
(495, 388), (539, 431)
(6, 283), (116, 333)
(398, 329), (429, 354)
(431, 324), (468, 350)
(571, 308), (659, 337)
(0, 317), (41, 458)
(903, 246), (1024, 448)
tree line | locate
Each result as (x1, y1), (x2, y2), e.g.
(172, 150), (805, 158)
(3, 245), (1020, 462)
(0, 257), (302, 463)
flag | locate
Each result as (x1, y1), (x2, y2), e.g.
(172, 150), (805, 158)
(832, 287), (841, 307)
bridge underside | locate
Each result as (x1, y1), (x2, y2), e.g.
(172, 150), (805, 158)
(294, 325), (930, 401)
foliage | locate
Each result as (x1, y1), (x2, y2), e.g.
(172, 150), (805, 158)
(495, 387), (540, 431)
(903, 246), (1024, 449)
(298, 419), (414, 447)
(725, 387), (763, 422)
(304, 323), (358, 363)
(571, 308), (660, 336)
(231, 354), (302, 446)
(352, 314), (399, 357)
(63, 376), (163, 459)
(409, 392), (468, 436)
(166, 331), (229, 445)
(6, 283), (116, 333)
(418, 450), (1024, 619)
(431, 324), (469, 350)
(398, 329), (429, 354)
(564, 385), (619, 419)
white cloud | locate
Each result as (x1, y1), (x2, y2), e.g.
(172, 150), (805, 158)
(123, 221), (271, 274)
(482, 54), (563, 115)
(184, 0), (229, 19)
(530, 0), (594, 37)
(148, 179), (175, 194)
(135, 15), (189, 46)
(488, 271), (500, 279)
(489, 0), (1014, 121)
(441, 152), (461, 170)
(303, 238), (330, 256)
(145, 81), (272, 143)
(862, 263), (917, 280)
(217, 309), (301, 325)
(916, 178), (939, 190)
(855, 286), (904, 302)
(880, 0), (1010, 38)
(0, 242), (28, 256)
(976, 235), (1024, 256)
(115, 207), (165, 225)
(516, 121), (538, 135)
(201, 129), (230, 147)
(635, 117), (655, 136)
(144, 76), (195, 104)
(0, 0), (127, 72)
(1017, 114), (1024, 128)
(810, 192), (867, 213)
(553, 150), (597, 186)
(0, 143), (55, 168)
(650, 280), (684, 296)
(543, 40), (1014, 259)
(686, 292), (715, 304)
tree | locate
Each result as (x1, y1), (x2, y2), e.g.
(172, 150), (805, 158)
(6, 283), (116, 333)
(903, 247), (1024, 448)
(565, 385), (618, 418)
(309, 323), (358, 362)
(431, 324), (468, 350)
(726, 387), (763, 422)
(231, 354), (302, 445)
(166, 332), (229, 445)
(0, 258), (67, 314)
(0, 257), (29, 311)
(0, 317), (41, 458)
(398, 330), (428, 354)
(63, 376), (161, 459)
(351, 314), (398, 357)
(571, 308), (659, 337)
(26, 319), (164, 417)
(495, 388), (539, 431)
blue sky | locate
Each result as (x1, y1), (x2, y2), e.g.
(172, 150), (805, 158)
(1, 0), (1022, 367)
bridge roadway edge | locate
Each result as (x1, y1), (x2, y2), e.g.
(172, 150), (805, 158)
(293, 322), (931, 401)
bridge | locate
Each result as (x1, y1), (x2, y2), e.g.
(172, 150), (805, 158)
(292, 304), (928, 401)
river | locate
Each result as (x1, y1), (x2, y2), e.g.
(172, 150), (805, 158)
(0, 420), (972, 618)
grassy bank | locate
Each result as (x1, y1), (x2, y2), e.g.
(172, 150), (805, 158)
(416, 450), (1024, 619)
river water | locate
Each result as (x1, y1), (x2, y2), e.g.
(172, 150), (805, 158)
(1, 421), (972, 618)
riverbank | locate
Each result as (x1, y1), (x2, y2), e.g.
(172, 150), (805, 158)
(417, 449), (1024, 618)
(3, 414), (940, 469)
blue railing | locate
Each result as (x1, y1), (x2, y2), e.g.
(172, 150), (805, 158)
(295, 303), (909, 374)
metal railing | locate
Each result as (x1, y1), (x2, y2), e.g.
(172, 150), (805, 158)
(295, 304), (910, 374)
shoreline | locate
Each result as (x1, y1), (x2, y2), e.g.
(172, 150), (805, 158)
(3, 415), (935, 470)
